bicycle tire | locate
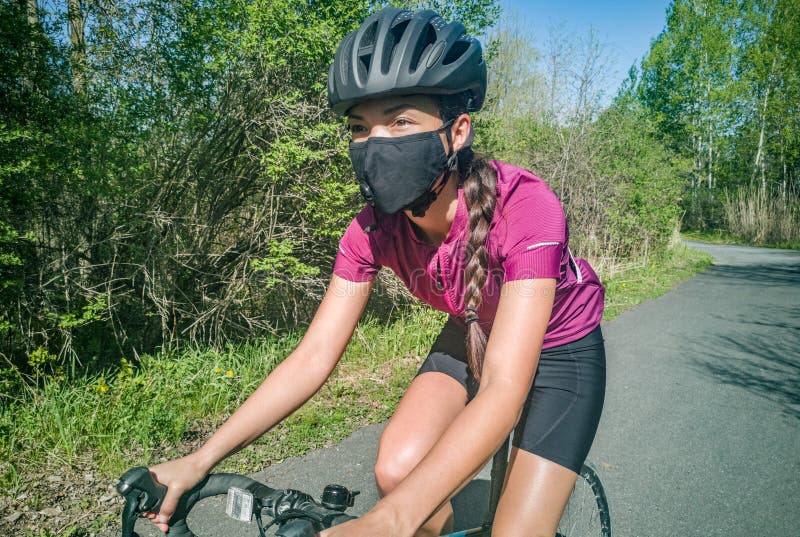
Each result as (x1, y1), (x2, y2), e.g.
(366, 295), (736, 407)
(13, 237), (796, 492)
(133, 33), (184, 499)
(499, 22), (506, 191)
(556, 462), (612, 537)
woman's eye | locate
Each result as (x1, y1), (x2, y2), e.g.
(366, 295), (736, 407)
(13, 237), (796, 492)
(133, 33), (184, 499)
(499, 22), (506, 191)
(395, 118), (410, 127)
(349, 124), (365, 134)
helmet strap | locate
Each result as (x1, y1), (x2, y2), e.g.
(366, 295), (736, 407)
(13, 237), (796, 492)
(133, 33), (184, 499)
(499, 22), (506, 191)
(406, 119), (458, 218)
(408, 172), (451, 217)
(443, 123), (458, 171)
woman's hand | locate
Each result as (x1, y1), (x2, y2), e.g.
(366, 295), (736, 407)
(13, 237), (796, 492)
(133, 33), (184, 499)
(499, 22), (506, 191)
(319, 507), (411, 537)
(140, 453), (210, 533)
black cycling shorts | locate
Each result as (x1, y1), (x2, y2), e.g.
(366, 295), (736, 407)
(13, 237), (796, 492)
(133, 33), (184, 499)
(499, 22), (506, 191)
(416, 317), (606, 474)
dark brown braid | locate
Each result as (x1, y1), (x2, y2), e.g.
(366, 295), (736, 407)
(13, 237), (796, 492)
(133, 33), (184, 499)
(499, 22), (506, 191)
(461, 156), (497, 379)
(438, 95), (498, 380)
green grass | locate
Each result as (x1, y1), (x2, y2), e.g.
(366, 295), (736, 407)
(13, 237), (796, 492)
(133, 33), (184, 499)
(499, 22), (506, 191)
(0, 243), (713, 536)
(0, 307), (446, 483)
(601, 241), (713, 321)
(682, 229), (800, 251)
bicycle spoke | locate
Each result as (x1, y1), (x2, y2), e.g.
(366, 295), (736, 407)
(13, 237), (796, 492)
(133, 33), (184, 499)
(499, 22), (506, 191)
(556, 464), (611, 537)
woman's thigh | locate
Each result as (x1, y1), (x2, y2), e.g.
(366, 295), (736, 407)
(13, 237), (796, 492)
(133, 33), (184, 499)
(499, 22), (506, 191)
(512, 325), (606, 474)
(492, 327), (606, 535)
(491, 448), (578, 537)
(375, 371), (467, 493)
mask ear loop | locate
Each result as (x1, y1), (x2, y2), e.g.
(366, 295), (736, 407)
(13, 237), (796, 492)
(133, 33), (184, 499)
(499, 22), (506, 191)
(436, 118), (457, 197)
(405, 118), (458, 218)
(445, 115), (476, 177)
(441, 118), (458, 171)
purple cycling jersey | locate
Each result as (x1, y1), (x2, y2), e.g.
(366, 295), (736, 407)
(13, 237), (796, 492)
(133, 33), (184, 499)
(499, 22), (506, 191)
(333, 160), (605, 349)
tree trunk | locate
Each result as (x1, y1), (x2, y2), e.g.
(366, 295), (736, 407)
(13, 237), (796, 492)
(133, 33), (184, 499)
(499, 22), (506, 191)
(752, 58), (776, 189)
(752, 85), (768, 189)
(26, 0), (38, 25)
(706, 74), (713, 189)
(22, 0), (39, 91)
(708, 129), (713, 189)
(68, 0), (87, 95)
(781, 140), (786, 202)
(690, 115), (698, 189)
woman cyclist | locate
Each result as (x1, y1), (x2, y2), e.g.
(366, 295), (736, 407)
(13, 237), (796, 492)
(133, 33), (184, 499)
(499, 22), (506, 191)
(143, 7), (606, 537)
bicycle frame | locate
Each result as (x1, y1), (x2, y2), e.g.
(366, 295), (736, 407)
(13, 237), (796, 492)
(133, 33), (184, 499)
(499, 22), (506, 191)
(440, 435), (509, 537)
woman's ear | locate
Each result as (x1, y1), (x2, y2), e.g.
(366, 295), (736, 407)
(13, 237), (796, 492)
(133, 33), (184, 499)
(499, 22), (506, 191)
(451, 113), (472, 152)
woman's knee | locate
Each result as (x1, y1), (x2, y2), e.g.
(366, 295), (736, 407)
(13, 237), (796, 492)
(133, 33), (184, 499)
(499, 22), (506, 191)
(373, 372), (467, 493)
(373, 432), (426, 493)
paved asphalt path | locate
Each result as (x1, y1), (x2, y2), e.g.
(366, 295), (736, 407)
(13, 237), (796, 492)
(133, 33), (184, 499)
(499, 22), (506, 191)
(132, 241), (799, 536)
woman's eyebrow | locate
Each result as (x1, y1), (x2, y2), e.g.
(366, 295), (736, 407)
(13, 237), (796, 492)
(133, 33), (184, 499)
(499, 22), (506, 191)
(346, 103), (415, 121)
(383, 103), (414, 115)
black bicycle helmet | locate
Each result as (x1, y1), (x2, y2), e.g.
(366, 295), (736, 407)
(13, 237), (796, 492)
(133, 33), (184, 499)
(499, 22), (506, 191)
(328, 7), (487, 115)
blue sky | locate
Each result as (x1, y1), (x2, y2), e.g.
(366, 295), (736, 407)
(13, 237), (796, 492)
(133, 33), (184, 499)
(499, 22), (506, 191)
(500, 0), (672, 95)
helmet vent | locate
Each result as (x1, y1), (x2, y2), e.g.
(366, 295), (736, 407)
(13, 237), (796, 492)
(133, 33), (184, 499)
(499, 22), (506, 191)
(339, 33), (355, 83)
(382, 19), (410, 74)
(357, 53), (372, 80)
(409, 24), (437, 72)
(442, 40), (470, 66)
(390, 19), (410, 38)
(361, 20), (378, 47)
(355, 20), (378, 81)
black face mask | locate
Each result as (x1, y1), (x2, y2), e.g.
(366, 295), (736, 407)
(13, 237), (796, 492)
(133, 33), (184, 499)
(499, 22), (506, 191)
(348, 121), (457, 216)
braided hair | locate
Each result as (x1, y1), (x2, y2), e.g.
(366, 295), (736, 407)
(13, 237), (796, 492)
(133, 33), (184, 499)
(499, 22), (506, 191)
(439, 94), (498, 380)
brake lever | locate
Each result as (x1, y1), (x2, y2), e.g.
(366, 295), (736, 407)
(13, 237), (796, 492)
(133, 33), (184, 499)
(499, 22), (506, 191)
(275, 518), (317, 537)
(116, 467), (167, 537)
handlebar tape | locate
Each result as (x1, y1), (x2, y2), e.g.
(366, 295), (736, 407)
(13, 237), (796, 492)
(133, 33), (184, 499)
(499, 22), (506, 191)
(118, 467), (274, 537)
(118, 467), (355, 537)
(168, 473), (272, 537)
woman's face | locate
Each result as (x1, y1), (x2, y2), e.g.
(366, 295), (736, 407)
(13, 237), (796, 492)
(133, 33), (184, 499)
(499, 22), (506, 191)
(346, 95), (445, 143)
(344, 94), (472, 221)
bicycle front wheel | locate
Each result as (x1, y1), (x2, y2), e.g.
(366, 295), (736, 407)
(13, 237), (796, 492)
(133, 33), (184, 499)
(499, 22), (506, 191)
(556, 462), (611, 537)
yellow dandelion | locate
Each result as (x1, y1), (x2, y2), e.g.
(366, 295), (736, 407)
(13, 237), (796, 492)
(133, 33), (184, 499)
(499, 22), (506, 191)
(226, 370), (234, 378)
(215, 367), (222, 374)
(99, 385), (108, 393)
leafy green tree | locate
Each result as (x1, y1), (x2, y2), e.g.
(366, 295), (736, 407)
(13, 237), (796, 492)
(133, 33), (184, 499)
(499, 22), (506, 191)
(0, 0), (501, 381)
(639, 0), (741, 190)
(636, 0), (799, 232)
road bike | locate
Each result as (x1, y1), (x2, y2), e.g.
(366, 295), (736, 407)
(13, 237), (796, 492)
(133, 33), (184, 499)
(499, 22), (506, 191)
(117, 436), (611, 537)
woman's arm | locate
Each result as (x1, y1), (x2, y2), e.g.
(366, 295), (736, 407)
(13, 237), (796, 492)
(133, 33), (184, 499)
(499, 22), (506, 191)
(193, 275), (374, 470)
(333, 277), (556, 536)
(147, 275), (373, 532)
